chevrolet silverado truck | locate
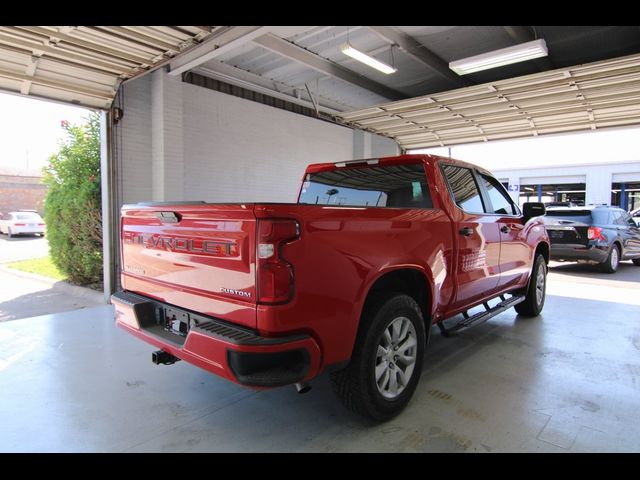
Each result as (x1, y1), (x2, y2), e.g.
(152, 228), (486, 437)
(112, 154), (549, 420)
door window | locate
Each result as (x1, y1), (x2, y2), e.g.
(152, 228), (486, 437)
(441, 165), (486, 214)
(479, 173), (519, 215)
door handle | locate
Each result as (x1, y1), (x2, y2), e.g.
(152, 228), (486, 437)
(459, 227), (473, 236)
(500, 225), (511, 233)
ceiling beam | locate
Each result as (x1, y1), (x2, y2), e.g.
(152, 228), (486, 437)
(20, 54), (39, 95)
(169, 26), (271, 76)
(13, 26), (155, 65)
(253, 33), (406, 101)
(503, 26), (554, 71)
(195, 63), (346, 114)
(367, 26), (470, 88)
(0, 67), (114, 99)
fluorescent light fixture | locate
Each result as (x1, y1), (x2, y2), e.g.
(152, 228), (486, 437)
(340, 44), (397, 74)
(449, 39), (548, 75)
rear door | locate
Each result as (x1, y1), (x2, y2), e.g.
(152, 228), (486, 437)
(477, 172), (530, 290)
(441, 164), (501, 309)
(613, 209), (640, 257)
(621, 211), (640, 256)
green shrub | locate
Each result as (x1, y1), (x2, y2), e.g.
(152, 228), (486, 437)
(42, 112), (102, 285)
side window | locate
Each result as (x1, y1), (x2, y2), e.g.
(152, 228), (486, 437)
(479, 173), (518, 215)
(621, 212), (635, 227)
(610, 209), (624, 225)
(441, 165), (486, 214)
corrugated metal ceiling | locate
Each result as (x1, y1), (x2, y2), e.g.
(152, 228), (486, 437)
(336, 53), (640, 149)
(0, 26), (214, 108)
(2, 26), (640, 148)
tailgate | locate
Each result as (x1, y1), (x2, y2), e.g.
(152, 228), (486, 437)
(120, 203), (257, 328)
(545, 220), (589, 246)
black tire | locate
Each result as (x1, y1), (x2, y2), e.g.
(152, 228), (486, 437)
(600, 244), (620, 273)
(515, 254), (547, 317)
(330, 293), (426, 421)
(7, 228), (13, 239)
(633, 259), (640, 266)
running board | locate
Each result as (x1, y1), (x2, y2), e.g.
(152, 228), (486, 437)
(437, 295), (525, 337)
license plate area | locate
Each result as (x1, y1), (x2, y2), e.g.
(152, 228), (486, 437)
(163, 307), (189, 337)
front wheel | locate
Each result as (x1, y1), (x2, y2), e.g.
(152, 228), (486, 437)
(330, 293), (426, 421)
(515, 254), (547, 317)
(600, 244), (620, 273)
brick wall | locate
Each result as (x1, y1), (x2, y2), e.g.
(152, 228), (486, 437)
(0, 174), (47, 215)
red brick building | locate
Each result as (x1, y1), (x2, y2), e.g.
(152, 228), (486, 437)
(0, 168), (48, 215)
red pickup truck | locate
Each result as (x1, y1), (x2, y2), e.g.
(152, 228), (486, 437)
(112, 154), (549, 420)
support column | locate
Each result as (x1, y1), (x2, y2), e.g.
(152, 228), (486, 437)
(100, 110), (114, 302)
(151, 69), (184, 201)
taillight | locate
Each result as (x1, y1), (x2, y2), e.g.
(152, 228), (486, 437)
(38, 223), (45, 226)
(14, 223), (26, 226)
(257, 219), (300, 304)
(587, 226), (605, 241)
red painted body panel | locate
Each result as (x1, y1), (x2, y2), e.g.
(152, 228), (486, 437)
(115, 154), (548, 385)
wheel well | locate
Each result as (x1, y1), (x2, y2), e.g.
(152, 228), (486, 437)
(536, 242), (550, 264)
(364, 269), (431, 326)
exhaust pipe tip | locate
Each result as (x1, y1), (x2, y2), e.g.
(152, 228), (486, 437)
(152, 350), (180, 365)
(295, 382), (311, 394)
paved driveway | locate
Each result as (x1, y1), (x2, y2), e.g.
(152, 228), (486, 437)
(0, 234), (103, 321)
(0, 234), (49, 263)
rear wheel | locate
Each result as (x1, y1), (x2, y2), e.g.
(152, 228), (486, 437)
(7, 228), (13, 238)
(330, 293), (425, 421)
(515, 254), (547, 317)
(600, 244), (620, 273)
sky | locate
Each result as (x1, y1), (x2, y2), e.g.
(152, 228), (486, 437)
(0, 92), (92, 174)
(412, 125), (640, 172)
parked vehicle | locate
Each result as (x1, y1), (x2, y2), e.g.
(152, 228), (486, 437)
(544, 205), (640, 272)
(631, 208), (640, 227)
(112, 154), (550, 420)
(0, 211), (46, 237)
(544, 201), (580, 208)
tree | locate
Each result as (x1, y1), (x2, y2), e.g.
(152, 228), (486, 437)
(42, 112), (102, 285)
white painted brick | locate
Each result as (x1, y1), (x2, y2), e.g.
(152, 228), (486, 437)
(119, 71), (399, 205)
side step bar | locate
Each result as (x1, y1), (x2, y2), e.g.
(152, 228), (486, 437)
(437, 295), (525, 337)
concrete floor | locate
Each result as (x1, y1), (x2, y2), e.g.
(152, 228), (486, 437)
(0, 267), (104, 321)
(1, 261), (639, 452)
(0, 235), (104, 321)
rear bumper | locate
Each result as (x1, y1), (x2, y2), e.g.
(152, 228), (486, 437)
(550, 243), (609, 263)
(10, 227), (45, 235)
(112, 291), (321, 388)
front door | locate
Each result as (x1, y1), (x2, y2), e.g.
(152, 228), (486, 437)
(477, 173), (530, 289)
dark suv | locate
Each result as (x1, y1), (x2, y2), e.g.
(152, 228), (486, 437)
(544, 205), (640, 273)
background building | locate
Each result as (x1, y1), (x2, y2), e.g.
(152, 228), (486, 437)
(0, 167), (47, 215)
(493, 160), (640, 210)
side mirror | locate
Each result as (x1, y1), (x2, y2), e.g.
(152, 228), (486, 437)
(523, 202), (546, 221)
